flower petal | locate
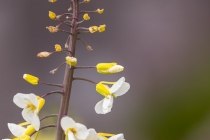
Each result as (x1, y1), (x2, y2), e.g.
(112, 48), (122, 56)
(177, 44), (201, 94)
(86, 129), (98, 140)
(61, 116), (76, 131)
(109, 134), (124, 140)
(22, 109), (40, 131)
(68, 131), (76, 140)
(75, 123), (89, 139)
(7, 123), (26, 137)
(27, 93), (38, 108)
(13, 93), (30, 108)
(110, 77), (125, 94)
(102, 96), (113, 113)
(114, 82), (130, 97)
(95, 99), (105, 114)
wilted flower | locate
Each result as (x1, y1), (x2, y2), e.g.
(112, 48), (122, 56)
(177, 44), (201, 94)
(97, 9), (104, 14)
(89, 26), (98, 33)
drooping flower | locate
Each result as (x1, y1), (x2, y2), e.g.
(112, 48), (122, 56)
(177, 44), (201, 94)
(89, 26), (98, 33)
(95, 77), (130, 114)
(23, 74), (39, 85)
(55, 44), (62, 52)
(96, 63), (124, 74)
(48, 11), (57, 20)
(97, 9), (104, 14)
(13, 93), (45, 131)
(83, 13), (90, 20)
(66, 56), (77, 66)
(98, 25), (106, 33)
(61, 116), (89, 140)
(46, 26), (59, 33)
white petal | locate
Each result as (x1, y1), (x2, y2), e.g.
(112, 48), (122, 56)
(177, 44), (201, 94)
(95, 99), (105, 114)
(109, 134), (124, 140)
(75, 123), (89, 139)
(2, 139), (11, 140)
(28, 93), (38, 108)
(114, 82), (130, 96)
(13, 93), (30, 108)
(68, 131), (76, 140)
(7, 123), (26, 137)
(61, 116), (76, 131)
(102, 96), (113, 113)
(22, 109), (40, 131)
(86, 129), (98, 140)
(110, 77), (125, 94)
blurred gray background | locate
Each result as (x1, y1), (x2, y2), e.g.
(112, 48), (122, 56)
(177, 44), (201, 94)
(1, 0), (210, 139)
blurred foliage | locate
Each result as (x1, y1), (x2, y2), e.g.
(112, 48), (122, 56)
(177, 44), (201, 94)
(135, 64), (210, 140)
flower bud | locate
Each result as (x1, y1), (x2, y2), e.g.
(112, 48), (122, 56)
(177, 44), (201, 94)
(48, 0), (57, 3)
(97, 9), (104, 14)
(96, 63), (124, 74)
(55, 44), (62, 52)
(96, 83), (110, 98)
(37, 96), (45, 113)
(89, 26), (98, 33)
(83, 13), (90, 20)
(46, 26), (58, 33)
(66, 56), (77, 66)
(23, 74), (39, 85)
(37, 52), (51, 58)
(98, 24), (106, 33)
(49, 11), (57, 20)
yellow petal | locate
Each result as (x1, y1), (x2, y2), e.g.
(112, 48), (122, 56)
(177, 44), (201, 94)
(23, 74), (39, 85)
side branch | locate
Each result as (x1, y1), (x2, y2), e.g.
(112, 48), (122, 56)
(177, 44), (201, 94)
(40, 114), (58, 121)
(74, 66), (95, 69)
(73, 77), (96, 84)
(30, 124), (56, 136)
(39, 81), (63, 88)
(41, 91), (63, 98)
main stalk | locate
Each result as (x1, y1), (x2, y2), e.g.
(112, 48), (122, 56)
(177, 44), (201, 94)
(56, 1), (79, 140)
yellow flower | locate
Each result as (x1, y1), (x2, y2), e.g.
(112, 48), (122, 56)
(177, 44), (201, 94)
(84, 0), (90, 3)
(48, 0), (57, 3)
(98, 24), (106, 33)
(48, 11), (57, 20)
(96, 62), (124, 74)
(66, 56), (77, 66)
(37, 52), (52, 58)
(55, 44), (62, 52)
(23, 74), (39, 85)
(13, 135), (31, 140)
(89, 26), (98, 33)
(46, 26), (58, 33)
(97, 9), (104, 14)
(83, 13), (90, 20)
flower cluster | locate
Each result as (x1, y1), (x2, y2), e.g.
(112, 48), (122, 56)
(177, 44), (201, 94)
(3, 0), (130, 140)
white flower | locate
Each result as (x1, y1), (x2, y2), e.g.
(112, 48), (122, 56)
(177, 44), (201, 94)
(2, 123), (34, 140)
(86, 129), (103, 140)
(13, 93), (45, 131)
(61, 116), (89, 140)
(95, 77), (130, 114)
(109, 134), (125, 140)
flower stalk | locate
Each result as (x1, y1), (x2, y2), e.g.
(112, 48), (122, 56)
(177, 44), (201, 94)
(56, 0), (79, 140)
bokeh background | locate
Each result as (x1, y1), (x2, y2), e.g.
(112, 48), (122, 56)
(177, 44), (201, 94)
(1, 0), (210, 139)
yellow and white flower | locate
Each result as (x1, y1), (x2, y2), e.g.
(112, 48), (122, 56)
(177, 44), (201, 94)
(23, 74), (39, 85)
(96, 63), (124, 74)
(108, 134), (125, 140)
(86, 129), (103, 140)
(95, 77), (130, 114)
(13, 93), (45, 131)
(61, 116), (89, 140)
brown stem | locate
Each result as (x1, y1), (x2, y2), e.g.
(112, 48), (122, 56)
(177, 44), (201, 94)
(56, 0), (79, 140)
(39, 81), (63, 88)
(40, 114), (58, 121)
(73, 77), (96, 84)
(41, 91), (63, 98)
